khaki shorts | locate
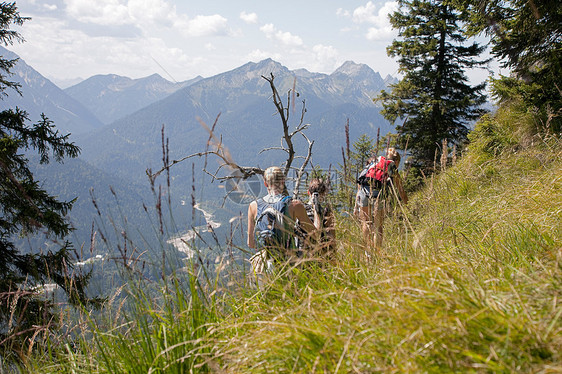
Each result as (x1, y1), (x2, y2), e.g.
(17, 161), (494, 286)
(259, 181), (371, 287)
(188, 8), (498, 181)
(356, 186), (384, 209)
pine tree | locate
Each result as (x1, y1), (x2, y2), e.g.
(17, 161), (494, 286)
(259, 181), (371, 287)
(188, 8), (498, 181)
(0, 2), (95, 358)
(349, 134), (376, 176)
(377, 0), (489, 172)
(464, 0), (561, 132)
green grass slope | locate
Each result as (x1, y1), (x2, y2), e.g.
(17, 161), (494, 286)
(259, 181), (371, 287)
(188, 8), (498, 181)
(212, 124), (561, 371)
(23, 108), (561, 373)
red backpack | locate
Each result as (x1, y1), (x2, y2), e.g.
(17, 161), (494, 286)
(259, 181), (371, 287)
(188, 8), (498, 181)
(357, 156), (394, 188)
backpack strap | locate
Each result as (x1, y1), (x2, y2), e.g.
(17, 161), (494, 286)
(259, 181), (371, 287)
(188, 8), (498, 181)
(357, 161), (377, 186)
(275, 195), (293, 249)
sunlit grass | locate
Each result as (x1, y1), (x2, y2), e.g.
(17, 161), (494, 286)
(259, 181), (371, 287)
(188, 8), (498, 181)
(213, 135), (562, 373)
(22, 129), (562, 373)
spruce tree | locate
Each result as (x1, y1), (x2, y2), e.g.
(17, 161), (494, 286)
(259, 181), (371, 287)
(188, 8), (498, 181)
(0, 2), (95, 358)
(377, 0), (489, 171)
(464, 0), (561, 132)
(349, 134), (376, 175)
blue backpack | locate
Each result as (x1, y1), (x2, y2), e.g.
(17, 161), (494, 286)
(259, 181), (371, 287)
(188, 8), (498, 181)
(254, 195), (293, 250)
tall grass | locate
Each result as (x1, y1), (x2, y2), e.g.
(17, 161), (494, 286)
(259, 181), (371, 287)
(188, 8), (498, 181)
(24, 260), (223, 373)
(208, 134), (561, 372)
(20, 119), (562, 372)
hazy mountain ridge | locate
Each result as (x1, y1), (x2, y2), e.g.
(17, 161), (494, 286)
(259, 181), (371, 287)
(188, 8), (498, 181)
(65, 73), (203, 124)
(30, 155), (153, 247)
(76, 58), (394, 185)
(0, 46), (103, 135)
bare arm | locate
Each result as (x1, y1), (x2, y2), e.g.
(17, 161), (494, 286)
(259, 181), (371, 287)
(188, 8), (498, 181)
(290, 200), (322, 249)
(247, 201), (257, 249)
(393, 174), (408, 204)
(324, 209), (336, 240)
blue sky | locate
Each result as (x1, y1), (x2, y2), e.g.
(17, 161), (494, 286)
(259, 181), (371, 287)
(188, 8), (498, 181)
(9, 0), (498, 87)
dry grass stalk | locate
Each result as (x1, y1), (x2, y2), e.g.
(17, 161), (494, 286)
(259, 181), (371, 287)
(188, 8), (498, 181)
(440, 138), (448, 171)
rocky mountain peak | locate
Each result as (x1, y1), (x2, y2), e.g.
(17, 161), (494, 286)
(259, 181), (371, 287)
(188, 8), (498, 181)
(332, 61), (373, 76)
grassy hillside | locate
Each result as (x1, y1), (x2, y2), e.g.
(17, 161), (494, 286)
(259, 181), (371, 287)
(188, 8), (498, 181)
(22, 107), (562, 373)
(208, 132), (561, 372)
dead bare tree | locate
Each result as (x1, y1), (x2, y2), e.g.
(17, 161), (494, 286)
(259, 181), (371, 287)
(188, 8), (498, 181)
(261, 73), (314, 198)
(148, 73), (314, 200)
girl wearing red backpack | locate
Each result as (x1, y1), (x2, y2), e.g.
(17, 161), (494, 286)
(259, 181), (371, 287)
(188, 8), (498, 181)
(355, 148), (408, 251)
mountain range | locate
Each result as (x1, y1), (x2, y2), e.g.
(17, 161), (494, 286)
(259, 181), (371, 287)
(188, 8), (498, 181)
(64, 73), (203, 124)
(0, 46), (399, 251)
(0, 46), (103, 135)
(74, 58), (397, 187)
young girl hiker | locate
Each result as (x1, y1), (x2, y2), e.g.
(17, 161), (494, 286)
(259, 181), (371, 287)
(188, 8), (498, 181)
(301, 178), (335, 258)
(355, 148), (408, 251)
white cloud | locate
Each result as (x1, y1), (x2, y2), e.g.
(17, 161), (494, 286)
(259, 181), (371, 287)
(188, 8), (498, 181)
(351, 1), (398, 41)
(259, 23), (303, 47)
(353, 1), (376, 23)
(366, 25), (396, 40)
(312, 44), (339, 71)
(10, 15), (207, 80)
(240, 11), (258, 24)
(63, 0), (180, 26)
(277, 31), (303, 46)
(63, 0), (130, 25)
(353, 1), (397, 26)
(336, 8), (350, 17)
(10, 0), (406, 84)
(180, 14), (229, 37)
(62, 0), (229, 37)
(128, 0), (181, 26)
(43, 4), (58, 11)
(313, 44), (338, 61)
(260, 24), (275, 37)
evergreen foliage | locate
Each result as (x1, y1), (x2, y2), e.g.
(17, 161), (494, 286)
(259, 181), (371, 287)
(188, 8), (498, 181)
(0, 2), (96, 360)
(348, 134), (375, 174)
(377, 0), (489, 172)
(464, 0), (561, 132)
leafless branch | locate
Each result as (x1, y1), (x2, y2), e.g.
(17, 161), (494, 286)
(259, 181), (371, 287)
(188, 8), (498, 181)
(292, 132), (314, 198)
(262, 73), (296, 177)
(261, 73), (314, 196)
(148, 73), (314, 200)
(259, 146), (289, 154)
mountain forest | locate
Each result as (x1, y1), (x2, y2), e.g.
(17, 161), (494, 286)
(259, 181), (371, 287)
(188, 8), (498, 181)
(1, 0), (561, 372)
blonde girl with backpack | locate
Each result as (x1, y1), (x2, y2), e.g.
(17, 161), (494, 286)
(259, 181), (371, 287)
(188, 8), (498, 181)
(247, 167), (320, 283)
